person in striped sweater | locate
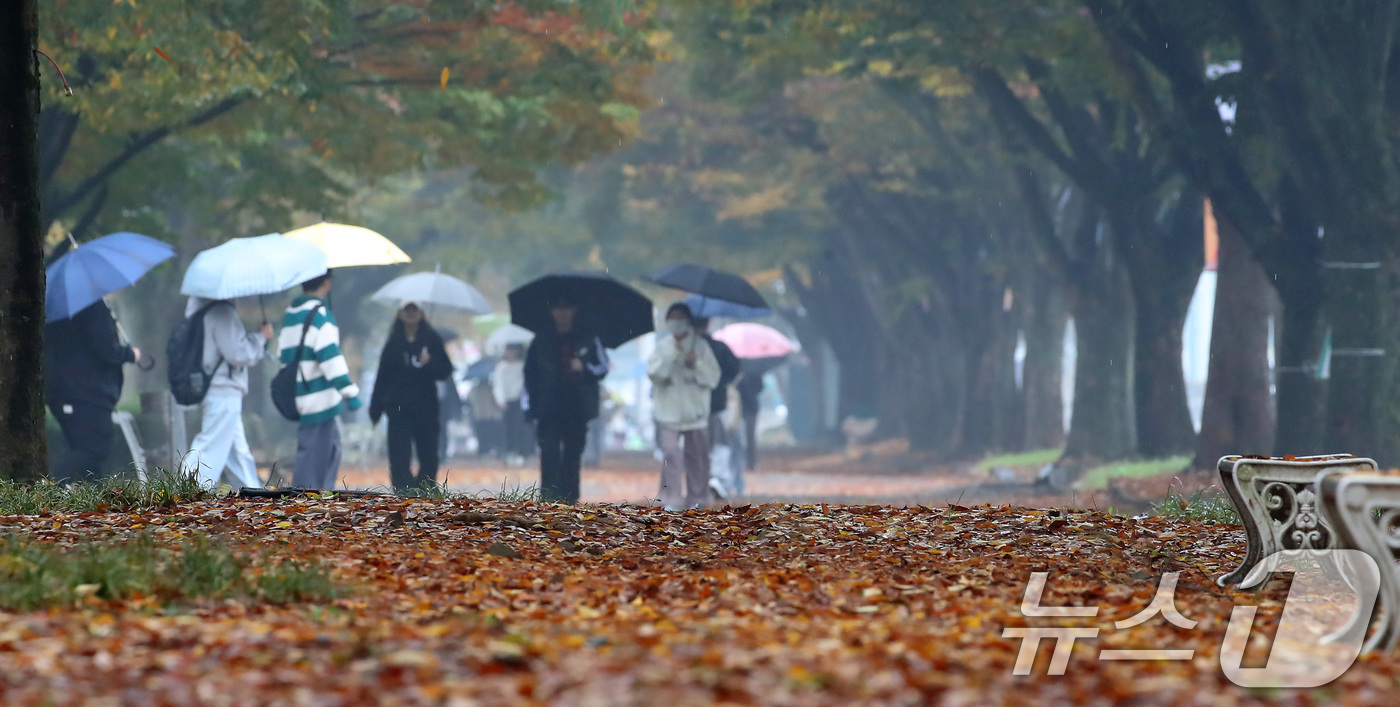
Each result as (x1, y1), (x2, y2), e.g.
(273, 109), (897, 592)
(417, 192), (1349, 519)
(278, 271), (362, 490)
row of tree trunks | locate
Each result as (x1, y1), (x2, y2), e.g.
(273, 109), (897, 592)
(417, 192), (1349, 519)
(0, 0), (47, 481)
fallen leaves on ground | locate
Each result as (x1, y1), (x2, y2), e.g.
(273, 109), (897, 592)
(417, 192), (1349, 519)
(0, 496), (1395, 705)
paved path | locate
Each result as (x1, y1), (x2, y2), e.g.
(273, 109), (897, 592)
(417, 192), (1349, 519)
(334, 450), (977, 506)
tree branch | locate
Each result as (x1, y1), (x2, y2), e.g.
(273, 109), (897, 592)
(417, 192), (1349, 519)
(45, 96), (247, 221)
(970, 67), (1096, 188)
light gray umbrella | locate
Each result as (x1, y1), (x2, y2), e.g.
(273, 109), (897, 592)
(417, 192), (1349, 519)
(371, 269), (493, 315)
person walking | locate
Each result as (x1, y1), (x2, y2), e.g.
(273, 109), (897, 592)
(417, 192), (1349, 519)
(44, 300), (141, 483)
(694, 316), (741, 498)
(279, 270), (362, 490)
(184, 297), (273, 489)
(523, 295), (609, 504)
(736, 369), (764, 471)
(648, 303), (721, 511)
(369, 303), (453, 493)
(492, 343), (529, 465)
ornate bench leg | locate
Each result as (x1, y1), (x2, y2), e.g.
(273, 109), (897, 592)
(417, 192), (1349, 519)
(1218, 457), (1267, 587)
(1322, 473), (1400, 654)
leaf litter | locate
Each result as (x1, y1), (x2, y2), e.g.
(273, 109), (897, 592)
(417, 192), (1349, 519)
(0, 496), (1395, 704)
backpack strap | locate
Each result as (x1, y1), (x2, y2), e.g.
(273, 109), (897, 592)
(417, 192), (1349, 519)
(292, 304), (323, 385)
(194, 300), (232, 377)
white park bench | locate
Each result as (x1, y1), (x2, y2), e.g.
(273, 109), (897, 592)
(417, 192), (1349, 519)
(1319, 472), (1400, 652)
(1216, 454), (1377, 588)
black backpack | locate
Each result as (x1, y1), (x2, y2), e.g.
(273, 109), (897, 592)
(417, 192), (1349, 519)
(271, 304), (321, 422)
(167, 301), (228, 406)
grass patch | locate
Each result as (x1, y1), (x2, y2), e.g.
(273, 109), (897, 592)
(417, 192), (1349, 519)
(1077, 456), (1191, 491)
(0, 533), (340, 610)
(975, 448), (1062, 472)
(1153, 486), (1240, 524)
(396, 480), (541, 503)
(256, 559), (341, 604)
(0, 468), (211, 516)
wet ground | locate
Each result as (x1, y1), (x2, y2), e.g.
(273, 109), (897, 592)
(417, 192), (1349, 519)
(330, 443), (1157, 510)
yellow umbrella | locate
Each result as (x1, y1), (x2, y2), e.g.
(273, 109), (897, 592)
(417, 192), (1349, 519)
(282, 222), (411, 268)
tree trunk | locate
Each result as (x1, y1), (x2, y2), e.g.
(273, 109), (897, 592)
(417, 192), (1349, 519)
(1062, 270), (1137, 461)
(0, 0), (47, 481)
(1272, 181), (1327, 454)
(1022, 271), (1066, 449)
(1131, 281), (1197, 457)
(1192, 224), (1275, 468)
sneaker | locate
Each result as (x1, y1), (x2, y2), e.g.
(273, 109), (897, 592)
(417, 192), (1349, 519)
(708, 477), (728, 500)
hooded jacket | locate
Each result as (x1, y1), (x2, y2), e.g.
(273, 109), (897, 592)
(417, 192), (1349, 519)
(44, 300), (134, 408)
(369, 320), (453, 423)
(648, 330), (721, 432)
(185, 297), (267, 396)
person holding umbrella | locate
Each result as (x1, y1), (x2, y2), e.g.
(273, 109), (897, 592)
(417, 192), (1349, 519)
(694, 316), (741, 498)
(511, 271), (652, 503)
(279, 270), (364, 490)
(648, 303), (721, 511)
(522, 295), (610, 503)
(45, 300), (143, 483)
(45, 232), (173, 483)
(180, 296), (274, 489)
(369, 302), (453, 493)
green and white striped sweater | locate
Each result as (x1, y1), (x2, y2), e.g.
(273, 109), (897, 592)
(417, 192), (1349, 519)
(279, 297), (362, 426)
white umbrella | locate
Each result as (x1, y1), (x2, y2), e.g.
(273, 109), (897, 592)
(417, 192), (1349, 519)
(371, 270), (493, 315)
(180, 234), (328, 299)
(484, 324), (535, 354)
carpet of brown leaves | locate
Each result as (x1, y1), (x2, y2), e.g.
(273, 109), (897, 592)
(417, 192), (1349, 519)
(0, 496), (1396, 705)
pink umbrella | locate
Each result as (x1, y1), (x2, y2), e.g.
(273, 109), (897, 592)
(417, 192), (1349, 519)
(712, 323), (798, 359)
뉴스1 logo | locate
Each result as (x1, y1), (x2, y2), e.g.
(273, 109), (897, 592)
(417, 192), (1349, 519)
(1002, 549), (1381, 687)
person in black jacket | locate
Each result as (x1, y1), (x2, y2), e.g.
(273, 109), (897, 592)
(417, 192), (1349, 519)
(695, 317), (741, 497)
(44, 300), (141, 483)
(369, 303), (453, 493)
(523, 295), (609, 504)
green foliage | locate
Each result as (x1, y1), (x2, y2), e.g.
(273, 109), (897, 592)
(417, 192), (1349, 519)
(39, 0), (658, 229)
(0, 533), (340, 610)
(1077, 457), (1190, 491)
(975, 448), (1062, 473)
(0, 468), (210, 516)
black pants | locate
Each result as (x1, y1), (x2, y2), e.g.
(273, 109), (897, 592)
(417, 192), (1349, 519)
(537, 417), (587, 504)
(52, 402), (115, 484)
(388, 409), (440, 493)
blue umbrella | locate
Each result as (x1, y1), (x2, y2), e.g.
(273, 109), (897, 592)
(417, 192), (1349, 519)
(45, 232), (175, 322)
(682, 294), (772, 320)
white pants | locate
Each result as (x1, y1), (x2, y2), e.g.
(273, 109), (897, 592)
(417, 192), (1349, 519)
(186, 392), (260, 489)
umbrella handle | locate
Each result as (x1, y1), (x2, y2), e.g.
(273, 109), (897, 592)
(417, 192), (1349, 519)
(258, 294), (268, 326)
(136, 354), (156, 372)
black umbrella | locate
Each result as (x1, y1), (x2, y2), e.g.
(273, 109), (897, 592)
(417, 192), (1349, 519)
(508, 271), (653, 349)
(645, 263), (769, 309)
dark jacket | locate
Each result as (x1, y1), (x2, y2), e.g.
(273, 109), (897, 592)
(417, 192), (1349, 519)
(704, 335), (741, 415)
(737, 370), (764, 417)
(44, 300), (135, 409)
(523, 328), (608, 424)
(369, 321), (453, 423)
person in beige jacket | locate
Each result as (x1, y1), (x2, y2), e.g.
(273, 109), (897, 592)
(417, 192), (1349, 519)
(648, 303), (721, 510)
